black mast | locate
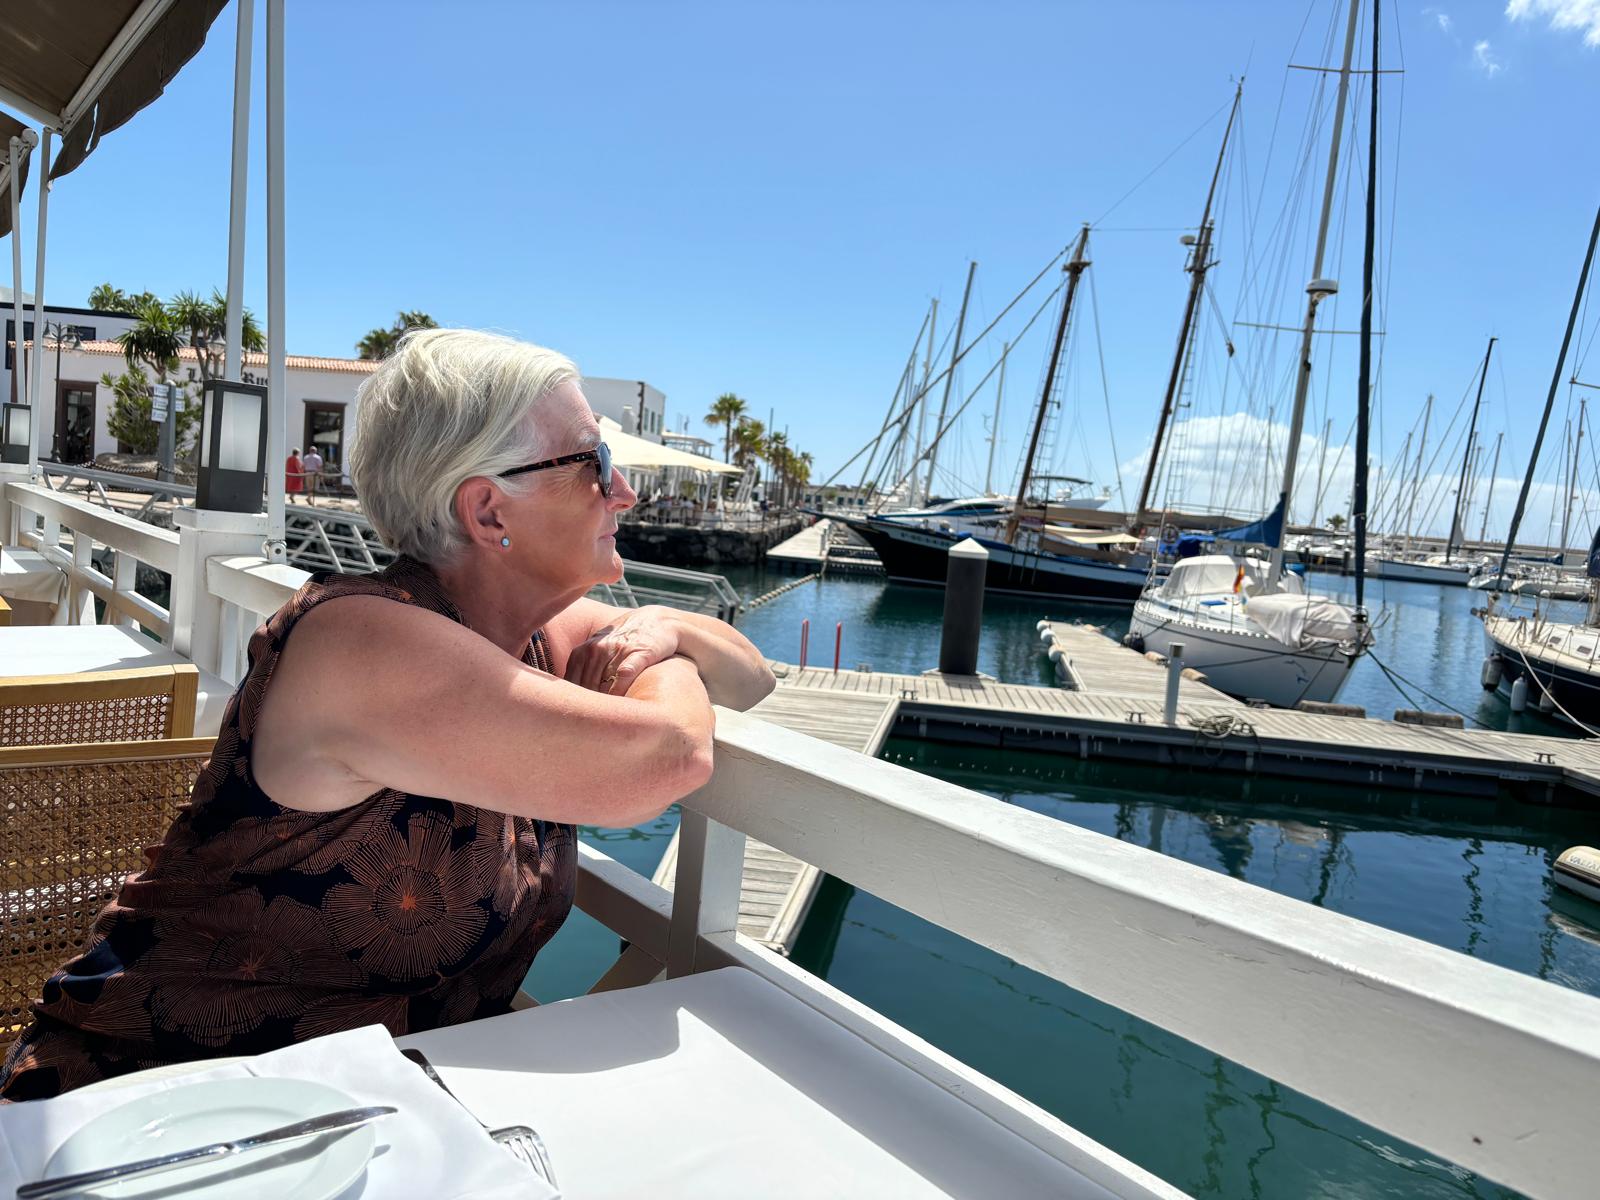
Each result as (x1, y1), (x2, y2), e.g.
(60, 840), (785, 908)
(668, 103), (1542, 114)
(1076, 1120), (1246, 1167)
(1447, 336), (1496, 561)
(1133, 82), (1242, 532)
(1353, 0), (1379, 617)
(1495, 202), (1600, 590)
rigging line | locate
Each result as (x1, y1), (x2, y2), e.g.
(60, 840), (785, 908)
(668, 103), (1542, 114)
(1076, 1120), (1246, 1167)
(1365, 650), (1491, 730)
(881, 279), (1067, 504)
(1085, 267), (1126, 511)
(1092, 96), (1237, 227)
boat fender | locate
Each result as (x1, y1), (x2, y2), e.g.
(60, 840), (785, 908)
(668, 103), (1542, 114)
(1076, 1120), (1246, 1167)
(1039, 627), (1056, 644)
(1510, 675), (1529, 713)
(1047, 645), (1064, 663)
(1035, 619), (1051, 633)
(1537, 686), (1557, 714)
(1122, 633), (1145, 654)
(1554, 846), (1600, 906)
(1481, 655), (1503, 690)
(1143, 650), (1165, 665)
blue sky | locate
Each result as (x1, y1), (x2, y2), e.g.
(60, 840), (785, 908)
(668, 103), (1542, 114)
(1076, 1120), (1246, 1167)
(12, 1), (1600, 540)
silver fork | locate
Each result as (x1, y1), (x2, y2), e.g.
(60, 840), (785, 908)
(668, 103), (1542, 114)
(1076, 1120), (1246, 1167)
(401, 1048), (558, 1186)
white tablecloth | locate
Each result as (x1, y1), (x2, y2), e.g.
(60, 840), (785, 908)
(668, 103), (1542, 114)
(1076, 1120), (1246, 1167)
(399, 967), (1118, 1199)
(0, 547), (67, 605)
(0, 624), (235, 735)
(0, 1025), (554, 1200)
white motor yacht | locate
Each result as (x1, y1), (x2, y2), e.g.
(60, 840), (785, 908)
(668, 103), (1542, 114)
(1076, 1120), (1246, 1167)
(1128, 554), (1373, 707)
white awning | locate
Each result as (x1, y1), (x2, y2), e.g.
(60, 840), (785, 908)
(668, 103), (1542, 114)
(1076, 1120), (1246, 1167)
(599, 416), (742, 473)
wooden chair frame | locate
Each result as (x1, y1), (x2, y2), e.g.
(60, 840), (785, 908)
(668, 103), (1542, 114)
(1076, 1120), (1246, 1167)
(0, 664), (199, 747)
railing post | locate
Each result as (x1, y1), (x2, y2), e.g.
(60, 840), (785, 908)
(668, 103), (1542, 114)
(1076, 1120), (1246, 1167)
(1164, 640), (1185, 725)
(799, 618), (809, 669)
(834, 621), (843, 673)
(666, 808), (746, 978)
(172, 509), (270, 670)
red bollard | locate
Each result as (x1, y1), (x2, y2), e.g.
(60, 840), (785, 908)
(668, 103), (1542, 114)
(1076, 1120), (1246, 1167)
(799, 619), (809, 669)
(833, 622), (843, 673)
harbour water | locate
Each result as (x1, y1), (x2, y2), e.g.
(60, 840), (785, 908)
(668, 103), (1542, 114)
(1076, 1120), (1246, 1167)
(528, 566), (1600, 1197)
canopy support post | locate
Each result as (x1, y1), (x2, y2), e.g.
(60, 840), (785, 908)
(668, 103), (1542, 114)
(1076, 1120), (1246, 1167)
(222, 0), (254, 385)
(27, 129), (51, 475)
(265, 0), (286, 556)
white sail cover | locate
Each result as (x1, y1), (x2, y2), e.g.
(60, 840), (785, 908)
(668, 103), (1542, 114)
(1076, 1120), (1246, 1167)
(1245, 592), (1368, 650)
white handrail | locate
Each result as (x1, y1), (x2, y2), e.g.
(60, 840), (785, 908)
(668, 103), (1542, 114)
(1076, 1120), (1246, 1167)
(668, 708), (1600, 1200)
(8, 481), (180, 574)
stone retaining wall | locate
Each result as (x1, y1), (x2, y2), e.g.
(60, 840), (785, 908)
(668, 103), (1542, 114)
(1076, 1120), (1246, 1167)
(615, 516), (807, 568)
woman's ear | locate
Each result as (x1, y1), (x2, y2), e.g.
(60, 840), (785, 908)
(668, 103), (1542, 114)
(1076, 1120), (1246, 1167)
(452, 477), (510, 550)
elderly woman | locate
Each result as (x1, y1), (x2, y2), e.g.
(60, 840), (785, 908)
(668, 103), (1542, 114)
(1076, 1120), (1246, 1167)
(0, 330), (773, 1100)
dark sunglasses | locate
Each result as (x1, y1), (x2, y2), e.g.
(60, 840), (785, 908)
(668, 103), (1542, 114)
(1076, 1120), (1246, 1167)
(499, 441), (613, 497)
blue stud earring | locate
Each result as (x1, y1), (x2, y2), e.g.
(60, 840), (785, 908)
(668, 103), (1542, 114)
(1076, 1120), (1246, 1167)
(500, 536), (511, 548)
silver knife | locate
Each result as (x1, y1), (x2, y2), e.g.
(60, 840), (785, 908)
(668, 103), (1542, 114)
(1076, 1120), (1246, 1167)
(17, 1105), (397, 1200)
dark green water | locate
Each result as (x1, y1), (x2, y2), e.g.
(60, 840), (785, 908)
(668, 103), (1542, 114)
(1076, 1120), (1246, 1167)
(523, 567), (1599, 1195)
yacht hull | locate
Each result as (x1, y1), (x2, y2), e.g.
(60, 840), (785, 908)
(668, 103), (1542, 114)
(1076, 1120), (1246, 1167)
(1367, 557), (1476, 586)
(1483, 615), (1600, 728)
(1130, 599), (1359, 707)
(842, 518), (1147, 604)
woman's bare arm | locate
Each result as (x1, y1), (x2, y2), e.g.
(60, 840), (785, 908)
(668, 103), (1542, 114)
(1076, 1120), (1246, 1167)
(251, 595), (714, 826)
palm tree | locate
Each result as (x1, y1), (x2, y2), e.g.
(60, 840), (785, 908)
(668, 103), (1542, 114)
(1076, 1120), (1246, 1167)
(168, 290), (265, 382)
(357, 311), (438, 360)
(732, 418), (767, 472)
(116, 299), (184, 380)
(704, 393), (747, 463)
(766, 431), (790, 508)
(1327, 513), (1347, 532)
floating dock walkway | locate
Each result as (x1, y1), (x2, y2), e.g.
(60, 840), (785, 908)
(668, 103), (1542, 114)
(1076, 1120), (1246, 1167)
(766, 518), (884, 575)
(652, 685), (899, 955)
(660, 621), (1600, 957)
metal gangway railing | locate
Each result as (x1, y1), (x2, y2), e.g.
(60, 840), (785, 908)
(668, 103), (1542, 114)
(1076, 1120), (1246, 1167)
(35, 462), (742, 622)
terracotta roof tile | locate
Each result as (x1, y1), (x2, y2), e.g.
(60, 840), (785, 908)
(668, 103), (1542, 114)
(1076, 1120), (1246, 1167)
(11, 339), (380, 375)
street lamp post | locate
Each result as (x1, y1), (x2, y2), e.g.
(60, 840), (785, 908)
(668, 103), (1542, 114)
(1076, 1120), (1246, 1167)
(41, 321), (81, 460)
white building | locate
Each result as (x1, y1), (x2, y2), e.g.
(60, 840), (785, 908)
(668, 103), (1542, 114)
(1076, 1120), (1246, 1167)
(2, 289), (141, 411)
(582, 377), (665, 444)
(18, 333), (672, 479)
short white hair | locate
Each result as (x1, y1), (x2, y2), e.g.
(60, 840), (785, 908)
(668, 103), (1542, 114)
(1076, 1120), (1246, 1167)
(350, 328), (580, 565)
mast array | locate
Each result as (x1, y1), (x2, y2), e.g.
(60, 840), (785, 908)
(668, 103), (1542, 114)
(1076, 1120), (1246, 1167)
(1446, 337), (1496, 561)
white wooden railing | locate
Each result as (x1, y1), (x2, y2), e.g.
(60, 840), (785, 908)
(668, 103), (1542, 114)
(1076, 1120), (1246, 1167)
(7, 479), (1600, 1198)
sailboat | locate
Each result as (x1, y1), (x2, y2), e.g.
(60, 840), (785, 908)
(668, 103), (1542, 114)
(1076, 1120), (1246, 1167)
(1369, 340), (1498, 586)
(841, 226), (1154, 603)
(1128, 0), (1377, 708)
(1479, 202), (1600, 727)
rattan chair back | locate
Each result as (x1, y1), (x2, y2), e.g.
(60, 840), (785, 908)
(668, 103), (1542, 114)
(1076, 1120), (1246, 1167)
(0, 664), (199, 747)
(0, 596), (11, 626)
(0, 736), (214, 1049)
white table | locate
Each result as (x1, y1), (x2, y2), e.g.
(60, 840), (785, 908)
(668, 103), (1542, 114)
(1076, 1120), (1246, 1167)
(0, 546), (88, 625)
(0, 624), (235, 736)
(398, 967), (1122, 1199)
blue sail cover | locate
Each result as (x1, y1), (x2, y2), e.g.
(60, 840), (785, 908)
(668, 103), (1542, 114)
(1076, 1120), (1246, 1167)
(1588, 524), (1600, 578)
(1216, 499), (1285, 546)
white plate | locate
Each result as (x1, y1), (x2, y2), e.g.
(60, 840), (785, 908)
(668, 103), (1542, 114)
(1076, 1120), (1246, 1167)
(42, 1077), (375, 1199)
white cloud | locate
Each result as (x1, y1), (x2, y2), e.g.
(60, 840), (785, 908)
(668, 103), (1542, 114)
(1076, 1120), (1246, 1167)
(1436, 10), (1454, 33)
(1473, 39), (1504, 74)
(1507, 0), (1600, 47)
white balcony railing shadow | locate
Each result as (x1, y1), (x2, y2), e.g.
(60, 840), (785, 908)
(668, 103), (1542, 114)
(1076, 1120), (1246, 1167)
(6, 479), (1600, 1199)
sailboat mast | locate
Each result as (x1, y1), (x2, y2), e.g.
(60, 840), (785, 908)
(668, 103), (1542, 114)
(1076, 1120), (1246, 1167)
(1006, 225), (1091, 543)
(1496, 203), (1600, 589)
(1267, 0), (1364, 583)
(1402, 396), (1431, 558)
(924, 261), (977, 507)
(1448, 336), (1496, 560)
(1478, 431), (1503, 546)
(1559, 400), (1586, 556)
(1133, 82), (1242, 531)
(986, 340), (1009, 494)
(912, 298), (939, 501)
(1352, 0), (1379, 612)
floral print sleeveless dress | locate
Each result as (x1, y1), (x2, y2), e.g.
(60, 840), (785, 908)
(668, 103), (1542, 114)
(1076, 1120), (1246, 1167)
(0, 557), (577, 1100)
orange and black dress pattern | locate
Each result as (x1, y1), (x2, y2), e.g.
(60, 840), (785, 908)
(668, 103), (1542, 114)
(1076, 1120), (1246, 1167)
(0, 558), (576, 1100)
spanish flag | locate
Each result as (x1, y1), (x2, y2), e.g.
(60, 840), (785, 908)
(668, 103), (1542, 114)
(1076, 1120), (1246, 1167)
(1232, 565), (1246, 595)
